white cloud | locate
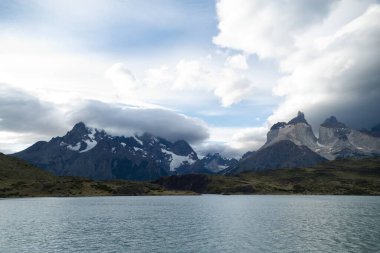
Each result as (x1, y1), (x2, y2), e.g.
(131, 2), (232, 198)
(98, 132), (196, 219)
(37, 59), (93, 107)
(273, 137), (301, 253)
(143, 64), (172, 88)
(0, 33), (116, 104)
(225, 54), (248, 70)
(173, 60), (207, 90)
(105, 63), (140, 91)
(213, 0), (336, 59)
(269, 4), (380, 128)
(0, 131), (51, 155)
(0, 83), (211, 153)
(113, 56), (256, 107)
(198, 126), (268, 157)
(214, 68), (254, 107)
(70, 100), (210, 143)
(214, 0), (380, 132)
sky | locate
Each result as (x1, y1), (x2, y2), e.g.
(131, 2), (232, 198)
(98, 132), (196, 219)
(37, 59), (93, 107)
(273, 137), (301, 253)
(0, 0), (379, 157)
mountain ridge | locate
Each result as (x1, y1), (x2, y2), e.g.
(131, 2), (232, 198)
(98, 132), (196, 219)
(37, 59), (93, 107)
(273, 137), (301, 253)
(12, 122), (234, 180)
(225, 112), (380, 174)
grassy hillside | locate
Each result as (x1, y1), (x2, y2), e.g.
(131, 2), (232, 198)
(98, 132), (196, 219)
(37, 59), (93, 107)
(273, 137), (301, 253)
(155, 157), (380, 195)
(1, 153), (379, 197)
(0, 153), (192, 197)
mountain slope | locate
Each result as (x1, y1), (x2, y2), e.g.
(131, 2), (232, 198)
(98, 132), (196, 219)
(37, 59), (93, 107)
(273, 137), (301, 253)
(155, 157), (380, 195)
(0, 153), (192, 197)
(261, 113), (380, 160)
(226, 112), (380, 174)
(318, 116), (380, 159)
(226, 140), (327, 174)
(190, 153), (238, 174)
(261, 111), (318, 151)
(12, 122), (198, 180)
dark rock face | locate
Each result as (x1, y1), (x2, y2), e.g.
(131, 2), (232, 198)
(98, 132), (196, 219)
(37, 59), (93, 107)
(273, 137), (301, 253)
(231, 112), (380, 175)
(319, 116), (380, 159)
(270, 122), (287, 130)
(321, 116), (347, 128)
(288, 111), (308, 125)
(242, 151), (255, 160)
(12, 123), (200, 181)
(228, 140), (327, 174)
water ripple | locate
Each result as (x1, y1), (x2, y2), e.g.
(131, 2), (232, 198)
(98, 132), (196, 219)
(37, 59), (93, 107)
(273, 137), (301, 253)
(0, 195), (379, 252)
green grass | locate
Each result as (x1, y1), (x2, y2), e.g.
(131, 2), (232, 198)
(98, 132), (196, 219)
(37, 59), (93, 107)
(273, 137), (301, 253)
(1, 153), (379, 197)
(156, 157), (380, 195)
(0, 153), (194, 197)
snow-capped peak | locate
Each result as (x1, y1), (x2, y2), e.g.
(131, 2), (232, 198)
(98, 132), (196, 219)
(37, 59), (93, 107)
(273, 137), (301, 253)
(161, 148), (196, 172)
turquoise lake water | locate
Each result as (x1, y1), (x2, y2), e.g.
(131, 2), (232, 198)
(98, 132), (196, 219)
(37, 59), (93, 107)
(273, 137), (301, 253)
(1, 195), (379, 252)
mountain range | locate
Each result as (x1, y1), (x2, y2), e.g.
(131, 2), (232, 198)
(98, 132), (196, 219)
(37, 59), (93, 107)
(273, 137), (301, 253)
(226, 112), (380, 174)
(12, 122), (235, 180)
(12, 112), (380, 180)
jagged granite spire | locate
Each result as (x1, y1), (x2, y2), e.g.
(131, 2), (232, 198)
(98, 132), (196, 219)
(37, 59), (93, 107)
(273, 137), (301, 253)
(288, 111), (309, 125)
(64, 122), (91, 141)
(321, 116), (346, 128)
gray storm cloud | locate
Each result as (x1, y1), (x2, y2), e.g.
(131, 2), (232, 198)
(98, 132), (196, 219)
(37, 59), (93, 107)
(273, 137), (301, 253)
(69, 100), (209, 143)
(0, 83), (67, 135)
(215, 0), (380, 132)
(0, 83), (209, 153)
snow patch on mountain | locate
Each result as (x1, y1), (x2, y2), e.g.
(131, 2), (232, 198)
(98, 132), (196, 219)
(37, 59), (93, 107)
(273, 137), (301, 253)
(162, 149), (196, 172)
(67, 142), (81, 151)
(217, 165), (229, 170)
(80, 139), (97, 153)
(133, 147), (142, 152)
(133, 135), (143, 146)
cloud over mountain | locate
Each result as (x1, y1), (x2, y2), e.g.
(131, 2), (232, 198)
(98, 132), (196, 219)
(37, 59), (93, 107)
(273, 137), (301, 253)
(0, 83), (209, 153)
(214, 0), (380, 132)
(0, 83), (66, 135)
(69, 100), (209, 143)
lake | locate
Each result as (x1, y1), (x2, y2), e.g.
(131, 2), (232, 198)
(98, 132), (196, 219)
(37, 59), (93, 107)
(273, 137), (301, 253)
(0, 195), (379, 252)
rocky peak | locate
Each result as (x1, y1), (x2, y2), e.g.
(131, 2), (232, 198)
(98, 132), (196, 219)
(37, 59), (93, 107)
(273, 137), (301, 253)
(264, 111), (316, 148)
(62, 122), (93, 144)
(321, 116), (346, 128)
(242, 151), (255, 159)
(270, 122), (287, 130)
(205, 153), (222, 159)
(288, 111), (309, 125)
(70, 122), (90, 135)
(172, 140), (197, 158)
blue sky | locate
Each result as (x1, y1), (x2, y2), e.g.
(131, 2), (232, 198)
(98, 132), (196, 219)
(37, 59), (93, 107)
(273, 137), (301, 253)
(0, 0), (218, 54)
(0, 0), (379, 156)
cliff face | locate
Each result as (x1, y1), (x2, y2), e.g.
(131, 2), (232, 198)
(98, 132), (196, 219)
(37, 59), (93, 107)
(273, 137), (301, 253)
(261, 111), (318, 151)
(225, 112), (380, 174)
(231, 140), (327, 173)
(318, 117), (380, 159)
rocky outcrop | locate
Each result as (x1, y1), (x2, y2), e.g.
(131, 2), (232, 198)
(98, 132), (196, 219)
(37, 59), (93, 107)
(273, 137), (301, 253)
(227, 140), (327, 174)
(225, 112), (380, 174)
(318, 117), (380, 159)
(261, 111), (318, 151)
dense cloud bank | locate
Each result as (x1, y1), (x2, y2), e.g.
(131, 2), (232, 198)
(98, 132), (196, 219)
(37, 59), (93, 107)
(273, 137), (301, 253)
(214, 0), (380, 135)
(0, 83), (209, 153)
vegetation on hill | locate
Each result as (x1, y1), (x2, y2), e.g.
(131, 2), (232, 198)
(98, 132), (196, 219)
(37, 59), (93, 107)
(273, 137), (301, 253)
(0, 153), (192, 197)
(1, 153), (379, 197)
(154, 157), (380, 195)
